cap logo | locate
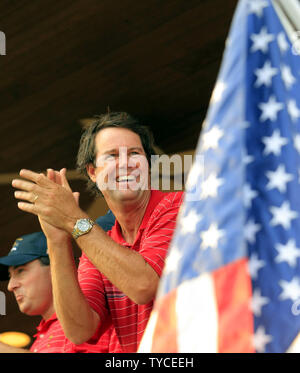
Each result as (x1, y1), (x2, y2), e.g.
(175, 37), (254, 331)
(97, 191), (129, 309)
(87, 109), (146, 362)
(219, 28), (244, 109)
(10, 238), (23, 253)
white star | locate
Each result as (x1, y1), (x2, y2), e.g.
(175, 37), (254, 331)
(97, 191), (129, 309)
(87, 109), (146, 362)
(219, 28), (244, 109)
(200, 223), (224, 250)
(242, 152), (254, 165)
(247, 0), (269, 17)
(270, 201), (298, 230)
(250, 27), (274, 53)
(210, 81), (226, 104)
(294, 134), (300, 155)
(258, 95), (284, 122)
(185, 161), (204, 191)
(279, 277), (300, 302)
(253, 326), (272, 352)
(277, 32), (289, 54)
(244, 219), (261, 244)
(180, 209), (202, 235)
(287, 100), (300, 123)
(251, 288), (269, 316)
(266, 164), (293, 193)
(201, 173), (224, 199)
(262, 129), (288, 156)
(275, 239), (300, 267)
(281, 65), (296, 90)
(201, 125), (224, 151)
(248, 252), (265, 279)
(244, 183), (258, 207)
(254, 60), (278, 87)
(164, 246), (182, 274)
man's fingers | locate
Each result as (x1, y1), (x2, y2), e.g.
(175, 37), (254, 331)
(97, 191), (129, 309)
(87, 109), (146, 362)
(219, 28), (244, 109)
(14, 191), (37, 203)
(17, 201), (39, 216)
(19, 169), (50, 187)
(12, 178), (37, 192)
(60, 168), (72, 191)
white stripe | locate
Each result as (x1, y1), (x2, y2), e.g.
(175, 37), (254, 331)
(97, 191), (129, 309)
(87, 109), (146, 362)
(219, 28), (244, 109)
(138, 310), (158, 352)
(176, 273), (218, 352)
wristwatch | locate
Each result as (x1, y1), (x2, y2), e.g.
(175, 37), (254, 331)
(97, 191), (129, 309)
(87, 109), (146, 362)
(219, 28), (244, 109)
(72, 218), (95, 239)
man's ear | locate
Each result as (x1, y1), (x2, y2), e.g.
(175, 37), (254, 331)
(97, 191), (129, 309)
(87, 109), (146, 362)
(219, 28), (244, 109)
(86, 163), (97, 183)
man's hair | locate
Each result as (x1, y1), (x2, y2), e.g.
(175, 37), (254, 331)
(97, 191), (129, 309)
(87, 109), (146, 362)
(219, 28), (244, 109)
(76, 111), (157, 195)
(38, 257), (50, 266)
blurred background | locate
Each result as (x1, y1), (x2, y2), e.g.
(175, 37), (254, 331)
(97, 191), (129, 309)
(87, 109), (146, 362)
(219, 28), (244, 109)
(0, 0), (237, 347)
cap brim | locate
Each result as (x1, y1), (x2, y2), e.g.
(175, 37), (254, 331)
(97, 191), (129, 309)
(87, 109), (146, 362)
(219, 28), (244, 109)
(0, 255), (40, 281)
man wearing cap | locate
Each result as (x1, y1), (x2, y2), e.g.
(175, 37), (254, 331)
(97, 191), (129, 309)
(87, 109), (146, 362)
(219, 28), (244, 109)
(0, 209), (117, 353)
(0, 232), (65, 353)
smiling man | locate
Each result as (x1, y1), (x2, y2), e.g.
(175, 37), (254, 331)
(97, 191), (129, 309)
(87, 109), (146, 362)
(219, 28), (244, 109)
(12, 112), (184, 352)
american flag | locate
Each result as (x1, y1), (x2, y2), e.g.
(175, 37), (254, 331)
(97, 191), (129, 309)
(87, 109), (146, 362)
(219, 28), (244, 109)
(139, 0), (300, 353)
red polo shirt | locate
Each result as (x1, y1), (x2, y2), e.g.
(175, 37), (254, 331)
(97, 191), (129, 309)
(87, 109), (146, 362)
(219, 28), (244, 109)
(30, 314), (65, 353)
(70, 190), (183, 353)
(31, 313), (120, 353)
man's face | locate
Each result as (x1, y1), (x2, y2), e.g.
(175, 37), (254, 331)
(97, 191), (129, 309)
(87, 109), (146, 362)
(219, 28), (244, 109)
(88, 127), (150, 202)
(8, 260), (53, 318)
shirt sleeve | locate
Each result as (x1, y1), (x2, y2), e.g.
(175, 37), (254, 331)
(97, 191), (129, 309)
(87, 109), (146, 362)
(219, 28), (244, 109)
(77, 253), (109, 322)
(140, 191), (183, 277)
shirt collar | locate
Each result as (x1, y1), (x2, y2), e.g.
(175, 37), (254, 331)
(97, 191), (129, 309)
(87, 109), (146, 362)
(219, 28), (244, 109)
(111, 189), (166, 246)
(35, 313), (58, 333)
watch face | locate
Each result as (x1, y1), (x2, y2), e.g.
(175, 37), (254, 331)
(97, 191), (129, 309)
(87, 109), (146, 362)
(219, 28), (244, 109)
(77, 220), (90, 232)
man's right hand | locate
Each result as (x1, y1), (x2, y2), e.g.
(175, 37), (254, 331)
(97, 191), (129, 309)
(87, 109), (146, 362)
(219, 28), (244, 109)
(38, 168), (80, 246)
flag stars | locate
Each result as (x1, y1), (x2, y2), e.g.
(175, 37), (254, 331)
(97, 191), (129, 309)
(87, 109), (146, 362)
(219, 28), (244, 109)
(275, 239), (300, 267)
(247, 0), (269, 17)
(201, 125), (224, 151)
(281, 65), (296, 90)
(180, 209), (202, 235)
(258, 95), (284, 122)
(270, 201), (298, 230)
(244, 183), (258, 207)
(251, 288), (269, 316)
(244, 219), (261, 244)
(201, 173), (224, 199)
(277, 32), (289, 54)
(262, 129), (288, 156)
(164, 246), (183, 274)
(250, 27), (274, 53)
(254, 60), (278, 87)
(287, 100), (300, 123)
(294, 134), (300, 155)
(253, 326), (272, 353)
(266, 164), (293, 193)
(279, 278), (300, 302)
(248, 252), (265, 279)
(200, 223), (224, 251)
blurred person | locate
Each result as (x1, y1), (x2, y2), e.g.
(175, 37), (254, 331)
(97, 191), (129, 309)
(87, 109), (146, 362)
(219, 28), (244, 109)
(12, 111), (184, 352)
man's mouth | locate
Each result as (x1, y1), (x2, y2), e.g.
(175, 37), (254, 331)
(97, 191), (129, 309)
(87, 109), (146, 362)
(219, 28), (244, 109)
(116, 175), (136, 182)
(15, 294), (24, 302)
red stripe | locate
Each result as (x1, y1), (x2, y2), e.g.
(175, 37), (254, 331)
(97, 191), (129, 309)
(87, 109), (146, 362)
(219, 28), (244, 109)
(213, 258), (255, 353)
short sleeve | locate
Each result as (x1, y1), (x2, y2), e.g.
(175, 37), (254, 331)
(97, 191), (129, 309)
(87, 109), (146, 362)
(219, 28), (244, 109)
(140, 192), (183, 277)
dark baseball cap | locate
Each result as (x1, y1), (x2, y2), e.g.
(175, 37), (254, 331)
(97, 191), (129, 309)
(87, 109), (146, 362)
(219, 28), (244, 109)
(0, 232), (49, 281)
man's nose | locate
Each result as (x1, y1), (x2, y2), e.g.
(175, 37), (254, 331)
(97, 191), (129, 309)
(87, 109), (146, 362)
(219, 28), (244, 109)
(118, 147), (130, 169)
(7, 276), (19, 292)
